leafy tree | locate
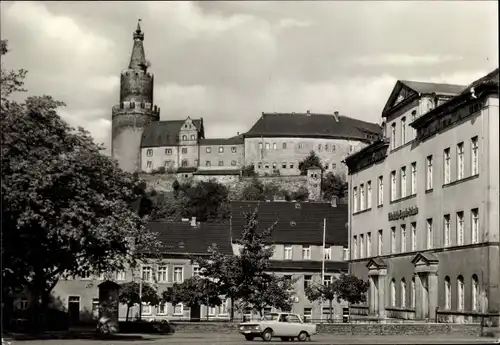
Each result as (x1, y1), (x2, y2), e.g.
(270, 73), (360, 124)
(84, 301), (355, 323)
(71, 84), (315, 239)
(322, 172), (348, 201)
(1, 40), (160, 325)
(240, 178), (265, 201)
(298, 150), (323, 175)
(179, 180), (230, 222)
(241, 164), (257, 177)
(119, 282), (160, 321)
(305, 274), (369, 321)
(291, 186), (309, 201)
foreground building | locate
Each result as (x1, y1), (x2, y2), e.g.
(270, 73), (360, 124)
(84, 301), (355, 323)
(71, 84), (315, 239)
(345, 70), (499, 326)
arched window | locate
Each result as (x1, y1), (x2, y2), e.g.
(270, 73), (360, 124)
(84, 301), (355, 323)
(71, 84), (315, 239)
(401, 117), (406, 145)
(411, 276), (416, 308)
(391, 123), (397, 149)
(444, 276), (451, 309)
(390, 279), (396, 307)
(182, 135), (187, 141)
(472, 275), (479, 311)
(457, 275), (464, 311)
(400, 279), (406, 308)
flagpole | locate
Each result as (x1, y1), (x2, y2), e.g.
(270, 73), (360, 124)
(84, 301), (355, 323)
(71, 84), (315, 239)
(320, 218), (326, 323)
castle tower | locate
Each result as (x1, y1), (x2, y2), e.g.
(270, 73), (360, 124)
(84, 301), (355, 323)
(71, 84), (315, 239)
(112, 21), (160, 173)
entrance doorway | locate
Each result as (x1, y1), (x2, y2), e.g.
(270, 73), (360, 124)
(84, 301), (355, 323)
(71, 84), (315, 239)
(190, 304), (201, 322)
(68, 296), (80, 326)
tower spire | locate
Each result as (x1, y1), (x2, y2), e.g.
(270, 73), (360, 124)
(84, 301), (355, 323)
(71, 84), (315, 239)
(129, 19), (147, 71)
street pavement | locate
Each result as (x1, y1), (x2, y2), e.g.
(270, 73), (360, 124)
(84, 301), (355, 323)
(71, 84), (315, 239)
(4, 333), (499, 345)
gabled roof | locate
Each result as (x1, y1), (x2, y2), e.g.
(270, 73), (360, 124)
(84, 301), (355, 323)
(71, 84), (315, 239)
(411, 252), (439, 266)
(141, 119), (203, 147)
(244, 113), (381, 142)
(382, 80), (466, 117)
(146, 221), (232, 255)
(366, 258), (387, 270)
(230, 201), (348, 246)
(199, 135), (244, 146)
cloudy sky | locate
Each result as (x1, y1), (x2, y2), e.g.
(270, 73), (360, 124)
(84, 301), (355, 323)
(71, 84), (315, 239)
(1, 1), (498, 154)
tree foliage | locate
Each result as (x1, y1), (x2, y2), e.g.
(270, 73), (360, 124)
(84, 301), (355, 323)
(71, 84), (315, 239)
(298, 150), (323, 175)
(119, 281), (160, 321)
(322, 172), (348, 201)
(162, 277), (222, 308)
(1, 40), (160, 318)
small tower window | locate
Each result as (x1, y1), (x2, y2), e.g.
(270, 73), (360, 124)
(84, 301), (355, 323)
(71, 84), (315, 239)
(182, 135), (187, 141)
(231, 147), (237, 153)
(231, 160), (237, 166)
(206, 147), (211, 153)
(218, 161), (224, 166)
(191, 135), (195, 140)
(218, 147), (224, 153)
(146, 149), (153, 157)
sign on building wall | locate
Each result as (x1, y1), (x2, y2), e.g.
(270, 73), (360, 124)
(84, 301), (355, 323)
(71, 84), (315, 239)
(388, 206), (418, 221)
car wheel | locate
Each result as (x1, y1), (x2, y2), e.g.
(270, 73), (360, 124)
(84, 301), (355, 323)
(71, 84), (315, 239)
(261, 328), (273, 341)
(298, 331), (308, 341)
(281, 337), (290, 341)
(244, 335), (254, 341)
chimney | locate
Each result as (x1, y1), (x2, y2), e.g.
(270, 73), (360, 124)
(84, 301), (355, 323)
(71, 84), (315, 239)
(191, 217), (197, 227)
(306, 110), (311, 115)
(333, 111), (340, 122)
(237, 132), (240, 135)
(331, 196), (337, 208)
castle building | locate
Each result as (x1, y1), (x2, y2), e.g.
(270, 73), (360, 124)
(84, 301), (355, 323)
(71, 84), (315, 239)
(111, 24), (382, 177)
(344, 70), (499, 326)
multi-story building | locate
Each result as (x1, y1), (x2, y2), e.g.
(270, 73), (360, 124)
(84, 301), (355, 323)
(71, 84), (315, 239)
(111, 23), (382, 177)
(243, 111), (382, 178)
(344, 70), (499, 326)
(230, 200), (349, 321)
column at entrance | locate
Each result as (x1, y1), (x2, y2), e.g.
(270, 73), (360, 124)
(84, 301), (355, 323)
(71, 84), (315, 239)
(366, 259), (388, 319)
(411, 253), (439, 322)
(428, 272), (438, 321)
(369, 276), (376, 315)
(415, 273), (425, 320)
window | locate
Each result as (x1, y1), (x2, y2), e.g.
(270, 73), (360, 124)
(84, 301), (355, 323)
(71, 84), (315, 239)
(302, 245), (311, 260)
(282, 162), (287, 169)
(378, 176), (383, 206)
(18, 299), (28, 311)
(289, 163), (294, 169)
(165, 148), (172, 155)
(304, 275), (312, 290)
(265, 143), (270, 150)
(218, 147), (224, 153)
(192, 266), (201, 277)
(272, 143), (277, 150)
(401, 224), (407, 252)
(206, 161), (211, 167)
(318, 144), (322, 152)
(353, 236), (358, 259)
(359, 234), (364, 258)
(158, 302), (167, 315)
(457, 142), (464, 180)
(230, 160), (236, 166)
(360, 184), (365, 210)
(400, 167), (407, 198)
(218, 161), (224, 166)
(303, 308), (312, 322)
(264, 163), (270, 169)
(471, 136), (479, 175)
(181, 160), (188, 167)
(272, 162), (277, 169)
(391, 171), (397, 201)
(426, 155), (433, 190)
(426, 218), (433, 249)
(282, 142), (287, 149)
(208, 306), (217, 316)
(350, 145), (354, 152)
(411, 110), (417, 139)
(257, 162), (262, 169)
(191, 134), (195, 140)
(444, 148), (451, 184)
(353, 187), (358, 213)
(445, 276), (451, 309)
(444, 214), (451, 247)
(378, 230), (383, 255)
(401, 279), (406, 308)
(343, 247), (349, 260)
(325, 144), (329, 151)
(457, 212), (464, 245)
(258, 142), (263, 150)
(323, 275), (333, 285)
(142, 303), (152, 315)
(332, 163), (336, 170)
(182, 135), (187, 141)
(142, 265), (152, 282)
(401, 117), (406, 145)
(146, 161), (152, 169)
(231, 146), (237, 153)
(157, 266), (168, 282)
(411, 276), (416, 308)
(324, 245), (331, 260)
(206, 147), (211, 153)
(471, 208), (479, 243)
(116, 271), (126, 281)
(391, 123), (396, 149)
(472, 275), (479, 311)
(147, 149), (153, 157)
(298, 143), (303, 149)
(367, 232), (372, 257)
(457, 276), (465, 310)
(391, 227), (396, 253)
(411, 222), (417, 251)
(219, 299), (228, 315)
(367, 181), (372, 209)
(410, 162), (417, 195)
(332, 145), (336, 152)
(284, 245), (292, 260)
(174, 303), (183, 315)
(390, 279), (396, 307)
(173, 267), (183, 283)
(164, 160), (172, 167)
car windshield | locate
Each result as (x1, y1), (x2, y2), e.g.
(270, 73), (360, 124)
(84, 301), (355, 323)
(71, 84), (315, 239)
(262, 313), (280, 321)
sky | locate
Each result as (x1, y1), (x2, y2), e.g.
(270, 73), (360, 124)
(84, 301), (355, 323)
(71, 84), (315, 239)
(1, 1), (498, 154)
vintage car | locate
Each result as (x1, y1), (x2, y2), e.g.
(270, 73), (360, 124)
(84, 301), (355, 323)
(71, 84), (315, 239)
(238, 312), (317, 341)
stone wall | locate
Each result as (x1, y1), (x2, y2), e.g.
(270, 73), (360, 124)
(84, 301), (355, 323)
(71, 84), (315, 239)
(169, 321), (481, 336)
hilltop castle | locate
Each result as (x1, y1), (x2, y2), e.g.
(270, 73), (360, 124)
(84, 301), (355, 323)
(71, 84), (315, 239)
(111, 23), (382, 181)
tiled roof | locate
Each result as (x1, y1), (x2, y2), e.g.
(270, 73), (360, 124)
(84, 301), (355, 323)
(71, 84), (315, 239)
(146, 221), (233, 255)
(177, 167), (197, 173)
(141, 119), (203, 147)
(194, 169), (241, 176)
(199, 135), (244, 146)
(269, 260), (348, 273)
(230, 201), (348, 246)
(244, 113), (382, 142)
(400, 80), (465, 96)
(458, 68), (499, 96)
